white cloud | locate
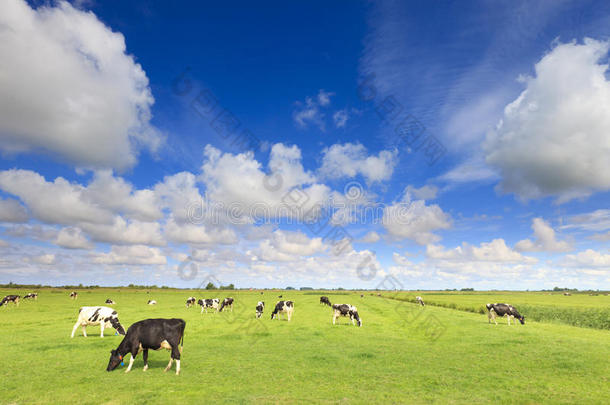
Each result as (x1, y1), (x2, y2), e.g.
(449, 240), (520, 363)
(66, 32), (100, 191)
(333, 109), (349, 128)
(382, 189), (451, 245)
(515, 218), (572, 253)
(200, 144), (329, 221)
(319, 143), (398, 183)
(164, 217), (237, 245)
(54, 227), (93, 250)
(0, 0), (162, 170)
(0, 198), (28, 223)
(437, 156), (498, 184)
(404, 185), (438, 201)
(0, 169), (113, 225)
(255, 230), (326, 262)
(359, 231), (380, 243)
(27, 254), (57, 265)
(562, 249), (610, 268)
(81, 217), (165, 246)
(92, 245), (166, 265)
(427, 239), (537, 263)
(485, 39), (610, 201)
(293, 90), (334, 131)
(563, 209), (610, 232)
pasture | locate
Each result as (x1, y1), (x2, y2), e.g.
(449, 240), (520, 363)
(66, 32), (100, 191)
(1, 288), (609, 404)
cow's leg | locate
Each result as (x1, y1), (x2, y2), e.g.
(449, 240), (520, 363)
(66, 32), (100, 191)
(142, 349), (149, 371)
(332, 313), (337, 325)
(81, 324), (88, 337)
(170, 345), (181, 375)
(125, 352), (137, 373)
(164, 357), (174, 372)
(100, 322), (105, 337)
(70, 321), (81, 338)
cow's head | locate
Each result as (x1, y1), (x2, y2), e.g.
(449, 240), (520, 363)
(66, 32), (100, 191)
(110, 318), (126, 335)
(106, 349), (122, 371)
(517, 315), (525, 325)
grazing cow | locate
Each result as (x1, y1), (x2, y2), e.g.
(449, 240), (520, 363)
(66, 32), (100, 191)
(105, 299), (116, 305)
(0, 295), (20, 307)
(563, 292), (572, 296)
(219, 297), (234, 312)
(416, 296), (425, 307)
(185, 297), (196, 308)
(255, 301), (265, 318)
(332, 304), (362, 327)
(106, 318), (186, 375)
(147, 300), (157, 305)
(360, 294), (364, 298)
(320, 296), (331, 306)
(271, 300), (294, 321)
(197, 298), (219, 313)
(278, 295), (283, 298)
(23, 293), (38, 300)
(70, 292), (78, 300)
(71, 306), (126, 338)
(486, 303), (525, 325)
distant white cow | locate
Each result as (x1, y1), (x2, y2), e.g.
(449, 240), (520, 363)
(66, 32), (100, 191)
(255, 301), (265, 318)
(147, 300), (157, 305)
(332, 304), (362, 327)
(71, 306), (126, 338)
(198, 298), (219, 313)
(416, 296), (425, 307)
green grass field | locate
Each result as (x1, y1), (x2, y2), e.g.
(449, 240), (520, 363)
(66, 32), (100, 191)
(1, 288), (609, 404)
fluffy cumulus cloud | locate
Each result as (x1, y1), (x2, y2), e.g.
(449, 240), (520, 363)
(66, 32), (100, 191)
(91, 245), (166, 265)
(562, 249), (610, 269)
(318, 143), (398, 184)
(359, 231), (380, 243)
(427, 239), (537, 264)
(254, 230), (326, 262)
(0, 198), (28, 223)
(54, 227), (93, 250)
(333, 109), (349, 128)
(0, 0), (162, 170)
(200, 144), (329, 221)
(382, 187), (451, 245)
(515, 218), (572, 253)
(485, 39), (610, 201)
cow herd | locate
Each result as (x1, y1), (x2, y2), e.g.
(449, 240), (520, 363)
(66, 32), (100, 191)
(1, 291), (528, 375)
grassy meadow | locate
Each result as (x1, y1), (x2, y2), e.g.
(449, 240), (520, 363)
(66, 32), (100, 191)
(0, 288), (609, 404)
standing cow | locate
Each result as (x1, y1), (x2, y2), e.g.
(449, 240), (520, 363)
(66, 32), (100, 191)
(185, 297), (196, 308)
(271, 301), (294, 321)
(332, 304), (362, 327)
(105, 299), (116, 305)
(71, 306), (126, 338)
(147, 300), (157, 305)
(106, 318), (186, 375)
(486, 303), (525, 325)
(70, 292), (78, 300)
(23, 293), (38, 300)
(416, 296), (425, 307)
(219, 297), (234, 312)
(320, 296), (331, 306)
(255, 301), (265, 318)
(198, 298), (219, 313)
(0, 295), (20, 307)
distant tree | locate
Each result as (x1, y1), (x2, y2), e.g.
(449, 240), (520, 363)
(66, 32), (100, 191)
(460, 288), (474, 291)
(286, 286), (295, 290)
(300, 287), (313, 290)
(205, 282), (217, 290)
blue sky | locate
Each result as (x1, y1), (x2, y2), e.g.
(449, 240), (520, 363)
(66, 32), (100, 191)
(0, 0), (609, 289)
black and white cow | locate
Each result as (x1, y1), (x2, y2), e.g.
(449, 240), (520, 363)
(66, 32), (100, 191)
(70, 291), (78, 300)
(416, 296), (425, 307)
(23, 293), (38, 300)
(255, 301), (265, 318)
(271, 300), (294, 321)
(147, 300), (157, 305)
(0, 295), (20, 307)
(71, 306), (126, 338)
(332, 304), (362, 327)
(105, 299), (116, 305)
(106, 318), (186, 375)
(320, 296), (331, 306)
(219, 297), (234, 312)
(486, 303), (525, 325)
(185, 297), (196, 308)
(197, 298), (219, 313)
